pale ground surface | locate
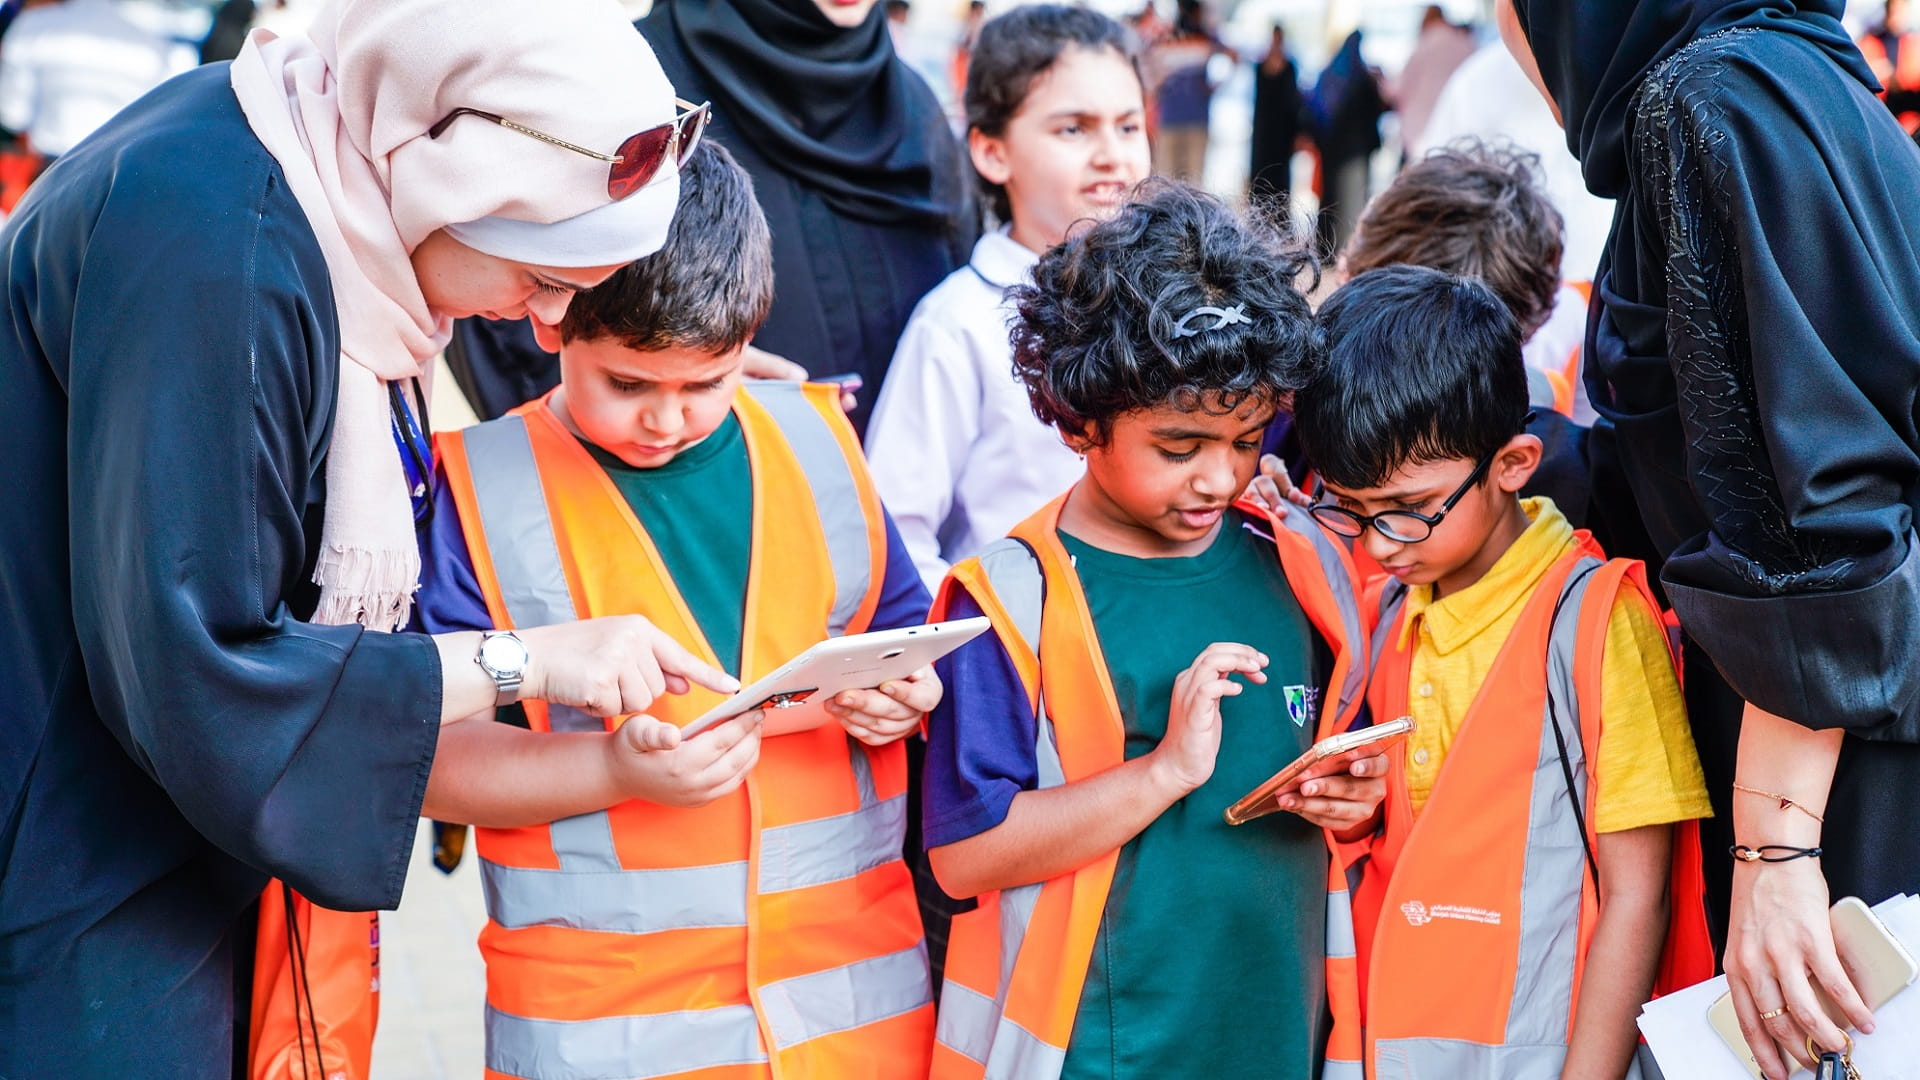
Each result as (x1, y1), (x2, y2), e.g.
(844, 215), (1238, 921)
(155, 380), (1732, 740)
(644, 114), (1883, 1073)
(369, 823), (489, 1080)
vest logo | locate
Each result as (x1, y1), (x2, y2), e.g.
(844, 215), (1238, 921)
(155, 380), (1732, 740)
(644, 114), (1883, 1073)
(1401, 900), (1502, 927)
(1284, 685), (1320, 728)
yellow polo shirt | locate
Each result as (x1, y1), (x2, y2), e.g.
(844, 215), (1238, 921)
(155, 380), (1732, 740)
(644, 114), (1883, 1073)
(1396, 499), (1712, 833)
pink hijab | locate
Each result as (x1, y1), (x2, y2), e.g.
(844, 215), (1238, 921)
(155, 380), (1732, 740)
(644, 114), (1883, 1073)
(228, 0), (682, 631)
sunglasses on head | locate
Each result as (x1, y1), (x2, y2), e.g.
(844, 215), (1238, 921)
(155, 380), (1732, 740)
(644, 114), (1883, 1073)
(427, 98), (711, 201)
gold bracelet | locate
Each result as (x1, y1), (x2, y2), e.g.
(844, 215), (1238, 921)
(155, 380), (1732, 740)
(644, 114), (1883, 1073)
(1732, 782), (1826, 825)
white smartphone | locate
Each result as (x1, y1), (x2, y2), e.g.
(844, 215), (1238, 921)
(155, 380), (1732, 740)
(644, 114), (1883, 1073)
(1225, 715), (1416, 826)
(1707, 896), (1918, 1077)
(678, 617), (992, 739)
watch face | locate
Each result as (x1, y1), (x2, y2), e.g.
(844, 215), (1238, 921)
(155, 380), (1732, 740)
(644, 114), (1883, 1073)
(480, 633), (528, 676)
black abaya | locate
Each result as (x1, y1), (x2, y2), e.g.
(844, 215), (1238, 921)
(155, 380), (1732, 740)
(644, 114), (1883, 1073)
(1516, 0), (1920, 914)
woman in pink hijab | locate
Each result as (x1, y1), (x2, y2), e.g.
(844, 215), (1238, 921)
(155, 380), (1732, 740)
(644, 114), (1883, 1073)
(0, 2), (737, 1075)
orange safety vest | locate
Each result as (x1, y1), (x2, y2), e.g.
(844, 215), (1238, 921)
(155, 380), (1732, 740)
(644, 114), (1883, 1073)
(1539, 280), (1593, 420)
(436, 381), (934, 1080)
(1859, 31), (1920, 132)
(248, 885), (378, 1080)
(1344, 545), (1713, 1079)
(928, 494), (1372, 1080)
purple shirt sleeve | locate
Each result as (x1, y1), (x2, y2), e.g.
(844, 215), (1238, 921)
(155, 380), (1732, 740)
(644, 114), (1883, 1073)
(869, 510), (936, 632)
(411, 474), (495, 635)
(922, 586), (1040, 850)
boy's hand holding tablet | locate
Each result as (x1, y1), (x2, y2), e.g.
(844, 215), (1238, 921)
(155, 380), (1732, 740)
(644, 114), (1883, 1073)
(608, 709), (765, 809)
(826, 666), (943, 747)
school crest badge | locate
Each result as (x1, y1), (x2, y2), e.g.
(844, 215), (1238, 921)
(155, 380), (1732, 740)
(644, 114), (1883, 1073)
(1283, 684), (1319, 728)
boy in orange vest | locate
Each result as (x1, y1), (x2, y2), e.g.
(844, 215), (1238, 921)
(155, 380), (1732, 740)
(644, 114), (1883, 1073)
(921, 182), (1387, 1080)
(1290, 264), (1713, 1080)
(413, 143), (940, 1079)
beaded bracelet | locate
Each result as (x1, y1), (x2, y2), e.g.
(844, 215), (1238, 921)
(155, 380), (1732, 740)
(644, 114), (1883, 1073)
(1730, 843), (1823, 864)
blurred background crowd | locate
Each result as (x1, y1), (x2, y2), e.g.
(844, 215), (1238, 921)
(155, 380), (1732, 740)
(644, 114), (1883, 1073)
(4, 0), (1915, 255)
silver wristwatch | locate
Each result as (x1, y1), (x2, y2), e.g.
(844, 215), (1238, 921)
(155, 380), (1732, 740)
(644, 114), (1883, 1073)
(475, 630), (529, 708)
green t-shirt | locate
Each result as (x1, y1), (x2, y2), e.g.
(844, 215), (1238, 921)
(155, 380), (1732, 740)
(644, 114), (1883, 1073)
(582, 413), (754, 676)
(1056, 512), (1329, 1080)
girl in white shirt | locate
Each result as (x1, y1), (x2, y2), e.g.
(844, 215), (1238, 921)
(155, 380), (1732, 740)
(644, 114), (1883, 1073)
(866, 4), (1151, 590)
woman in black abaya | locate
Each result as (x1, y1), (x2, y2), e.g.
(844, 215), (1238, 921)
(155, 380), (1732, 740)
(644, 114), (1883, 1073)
(1502, 2), (1920, 1075)
(638, 0), (974, 435)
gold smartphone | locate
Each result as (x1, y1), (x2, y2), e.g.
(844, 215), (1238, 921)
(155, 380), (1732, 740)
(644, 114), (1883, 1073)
(1224, 716), (1414, 826)
(1707, 896), (1918, 1076)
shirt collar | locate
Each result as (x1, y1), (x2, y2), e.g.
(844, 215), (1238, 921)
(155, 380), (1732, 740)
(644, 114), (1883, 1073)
(1398, 497), (1576, 654)
(966, 226), (1040, 292)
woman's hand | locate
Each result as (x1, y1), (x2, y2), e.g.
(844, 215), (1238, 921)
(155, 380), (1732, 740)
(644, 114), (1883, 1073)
(827, 665), (941, 747)
(1725, 858), (1873, 1079)
(1723, 703), (1868, 1080)
(606, 710), (763, 808)
(520, 615), (739, 717)
(1278, 752), (1387, 837)
(1241, 454), (1313, 518)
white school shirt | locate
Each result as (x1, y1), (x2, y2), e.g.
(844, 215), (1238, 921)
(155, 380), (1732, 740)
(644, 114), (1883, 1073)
(0, 0), (186, 158)
(1522, 283), (1597, 427)
(866, 228), (1084, 592)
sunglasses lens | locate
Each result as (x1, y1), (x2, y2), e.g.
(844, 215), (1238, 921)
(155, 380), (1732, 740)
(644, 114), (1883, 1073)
(609, 126), (672, 201)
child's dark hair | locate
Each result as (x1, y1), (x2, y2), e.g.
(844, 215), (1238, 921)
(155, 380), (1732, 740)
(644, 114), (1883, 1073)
(965, 4), (1141, 224)
(1343, 140), (1563, 338)
(559, 141), (772, 353)
(1294, 265), (1529, 490)
(1009, 180), (1317, 443)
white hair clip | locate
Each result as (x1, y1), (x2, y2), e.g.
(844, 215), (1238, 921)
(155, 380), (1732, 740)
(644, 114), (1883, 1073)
(1172, 303), (1252, 339)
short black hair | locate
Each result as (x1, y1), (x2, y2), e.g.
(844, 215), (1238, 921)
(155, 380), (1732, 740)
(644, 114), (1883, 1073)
(965, 4), (1141, 224)
(558, 141), (772, 354)
(1009, 180), (1317, 443)
(1294, 264), (1529, 490)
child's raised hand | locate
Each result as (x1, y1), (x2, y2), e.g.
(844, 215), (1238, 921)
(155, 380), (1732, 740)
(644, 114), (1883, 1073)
(1276, 752), (1388, 837)
(1151, 643), (1268, 798)
(607, 709), (763, 808)
(1240, 455), (1314, 519)
(826, 666), (941, 747)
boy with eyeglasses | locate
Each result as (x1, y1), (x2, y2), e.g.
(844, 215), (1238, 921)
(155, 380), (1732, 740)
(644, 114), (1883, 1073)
(1293, 265), (1713, 1080)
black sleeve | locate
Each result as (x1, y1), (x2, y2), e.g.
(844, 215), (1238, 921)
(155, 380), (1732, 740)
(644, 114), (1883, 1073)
(1639, 46), (1920, 739)
(59, 162), (441, 910)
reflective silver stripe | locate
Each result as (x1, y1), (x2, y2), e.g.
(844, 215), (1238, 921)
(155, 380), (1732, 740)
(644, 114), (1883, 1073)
(1505, 559), (1599, 1046)
(759, 944), (932, 1050)
(975, 540), (1044, 649)
(1279, 509), (1368, 720)
(549, 809), (619, 871)
(848, 734), (879, 806)
(1325, 886), (1357, 960)
(744, 380), (871, 636)
(1525, 366), (1558, 411)
(936, 540), (1073, 1078)
(995, 882), (1042, 1002)
(758, 794), (907, 894)
(935, 982), (998, 1064)
(1322, 1060), (1366, 1080)
(479, 857), (749, 933)
(1373, 1037), (1566, 1080)
(1370, 584), (1408, 676)
(486, 1002), (767, 1080)
(461, 416), (603, 736)
(460, 414), (579, 630)
(545, 704), (602, 733)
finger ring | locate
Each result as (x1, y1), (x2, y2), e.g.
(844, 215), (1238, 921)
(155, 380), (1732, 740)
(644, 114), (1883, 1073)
(1759, 1007), (1789, 1021)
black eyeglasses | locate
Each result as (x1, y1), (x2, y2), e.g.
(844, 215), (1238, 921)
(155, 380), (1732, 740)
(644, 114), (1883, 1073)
(427, 98), (711, 201)
(1307, 414), (1534, 543)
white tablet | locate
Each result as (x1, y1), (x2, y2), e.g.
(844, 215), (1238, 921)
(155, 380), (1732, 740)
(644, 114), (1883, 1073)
(680, 617), (993, 738)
